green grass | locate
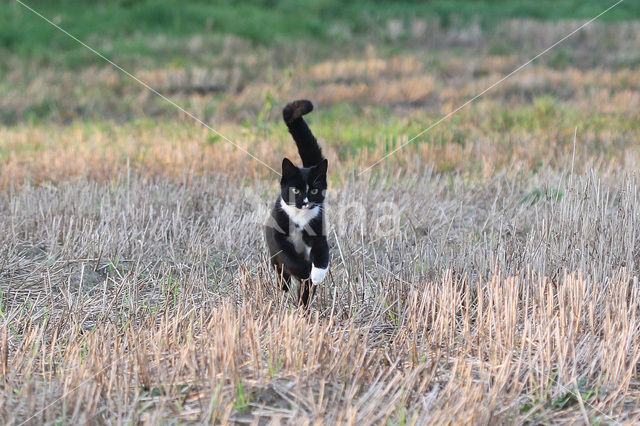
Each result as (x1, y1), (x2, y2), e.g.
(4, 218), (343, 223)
(1, 0), (639, 69)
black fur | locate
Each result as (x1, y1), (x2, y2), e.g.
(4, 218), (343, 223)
(265, 100), (329, 307)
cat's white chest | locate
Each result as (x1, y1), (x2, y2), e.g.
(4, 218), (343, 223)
(287, 227), (312, 260)
(280, 198), (319, 261)
(279, 199), (320, 226)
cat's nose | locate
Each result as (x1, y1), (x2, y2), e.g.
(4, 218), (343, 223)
(303, 197), (309, 203)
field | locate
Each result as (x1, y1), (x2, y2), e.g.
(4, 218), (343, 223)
(2, 1), (640, 424)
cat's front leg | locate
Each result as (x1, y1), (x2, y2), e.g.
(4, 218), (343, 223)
(310, 237), (329, 284)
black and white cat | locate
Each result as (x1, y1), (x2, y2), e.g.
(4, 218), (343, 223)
(265, 100), (329, 307)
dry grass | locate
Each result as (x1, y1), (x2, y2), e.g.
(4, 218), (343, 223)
(1, 18), (640, 425)
(1, 167), (640, 424)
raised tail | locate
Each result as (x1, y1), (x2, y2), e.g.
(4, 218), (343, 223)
(283, 100), (323, 168)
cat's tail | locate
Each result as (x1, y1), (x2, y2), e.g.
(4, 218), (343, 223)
(283, 100), (323, 168)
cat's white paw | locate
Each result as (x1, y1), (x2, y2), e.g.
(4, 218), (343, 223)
(311, 266), (328, 284)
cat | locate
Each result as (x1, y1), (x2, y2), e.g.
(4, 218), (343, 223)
(264, 100), (329, 307)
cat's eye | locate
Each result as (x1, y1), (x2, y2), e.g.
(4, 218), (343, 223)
(292, 188), (300, 194)
(310, 189), (319, 194)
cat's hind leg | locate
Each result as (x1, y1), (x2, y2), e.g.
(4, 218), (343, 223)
(298, 279), (316, 308)
(274, 264), (292, 292)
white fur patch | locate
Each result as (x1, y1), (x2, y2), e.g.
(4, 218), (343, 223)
(311, 266), (328, 284)
(280, 198), (320, 229)
(287, 227), (311, 260)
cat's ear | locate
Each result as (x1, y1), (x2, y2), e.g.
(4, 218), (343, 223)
(314, 159), (328, 176)
(281, 158), (298, 178)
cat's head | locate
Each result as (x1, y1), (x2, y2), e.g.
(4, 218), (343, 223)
(280, 158), (328, 209)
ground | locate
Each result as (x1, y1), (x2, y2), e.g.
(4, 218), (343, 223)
(1, 1), (640, 424)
